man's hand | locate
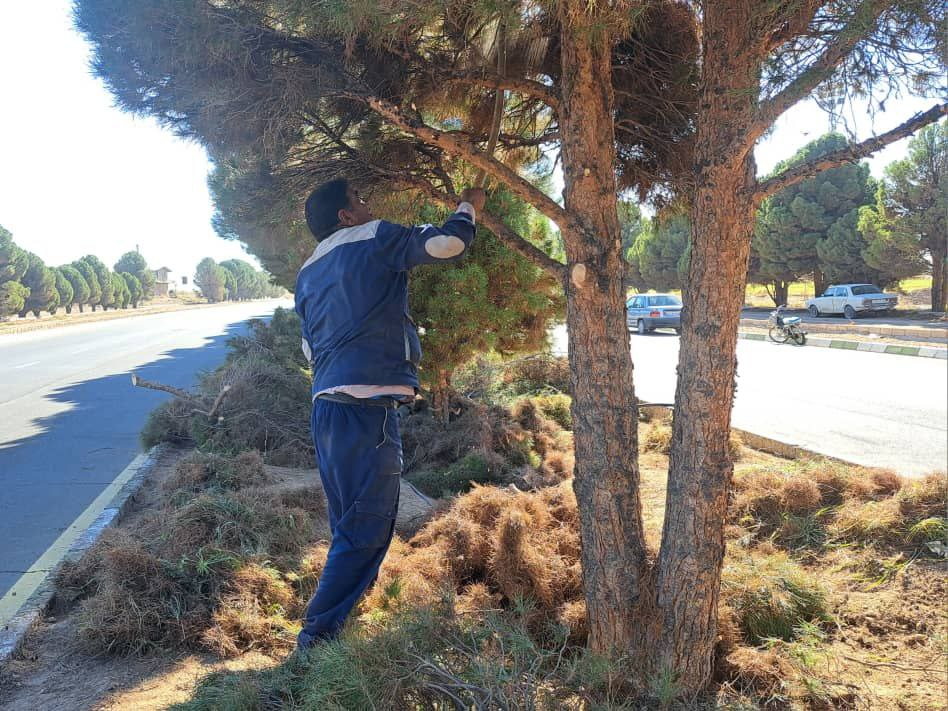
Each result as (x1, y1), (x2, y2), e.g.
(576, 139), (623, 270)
(459, 187), (486, 213)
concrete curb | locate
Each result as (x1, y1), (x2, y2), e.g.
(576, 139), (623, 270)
(0, 445), (165, 666)
(738, 330), (948, 359)
(739, 317), (947, 341)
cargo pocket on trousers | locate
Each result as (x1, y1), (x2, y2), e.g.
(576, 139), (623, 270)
(351, 475), (400, 549)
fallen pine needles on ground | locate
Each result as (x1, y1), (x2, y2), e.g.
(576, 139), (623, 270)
(27, 326), (947, 710)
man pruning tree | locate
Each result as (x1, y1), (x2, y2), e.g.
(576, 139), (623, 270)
(294, 179), (486, 648)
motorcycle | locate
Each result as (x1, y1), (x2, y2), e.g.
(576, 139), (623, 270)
(768, 305), (807, 345)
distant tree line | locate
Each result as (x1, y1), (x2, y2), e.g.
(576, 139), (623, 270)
(1, 230), (159, 319)
(625, 125), (947, 310)
(193, 257), (285, 303)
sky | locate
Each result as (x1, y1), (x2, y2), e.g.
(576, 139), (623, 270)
(0, 2), (938, 277)
(0, 1), (259, 283)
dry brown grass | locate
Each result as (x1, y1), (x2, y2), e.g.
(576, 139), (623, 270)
(163, 451), (270, 493)
(641, 419), (743, 461)
(732, 461), (947, 551)
(202, 563), (298, 657)
(362, 479), (580, 638)
(54, 454), (328, 657)
(402, 393), (577, 496)
(504, 355), (571, 394)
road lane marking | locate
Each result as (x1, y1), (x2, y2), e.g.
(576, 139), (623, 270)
(13, 361), (39, 369)
(0, 451), (151, 629)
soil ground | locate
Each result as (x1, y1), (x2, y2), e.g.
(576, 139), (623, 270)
(1, 445), (945, 710)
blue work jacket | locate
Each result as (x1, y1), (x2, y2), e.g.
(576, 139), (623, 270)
(295, 211), (476, 396)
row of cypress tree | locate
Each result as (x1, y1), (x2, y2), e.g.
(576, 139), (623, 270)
(1, 225), (156, 319)
(193, 257), (285, 303)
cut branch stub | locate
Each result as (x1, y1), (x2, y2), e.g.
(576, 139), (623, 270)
(131, 373), (232, 422)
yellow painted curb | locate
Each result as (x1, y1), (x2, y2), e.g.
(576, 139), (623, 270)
(0, 447), (163, 661)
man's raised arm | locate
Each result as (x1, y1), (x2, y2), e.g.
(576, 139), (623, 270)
(374, 187), (486, 270)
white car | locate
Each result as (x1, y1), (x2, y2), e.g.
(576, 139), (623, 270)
(806, 284), (898, 319)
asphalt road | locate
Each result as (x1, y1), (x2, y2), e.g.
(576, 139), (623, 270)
(0, 299), (292, 601)
(553, 326), (947, 477)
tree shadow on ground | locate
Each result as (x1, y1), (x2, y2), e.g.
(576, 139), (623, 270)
(0, 309), (276, 598)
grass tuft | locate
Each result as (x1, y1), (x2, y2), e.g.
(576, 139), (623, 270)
(723, 552), (830, 645)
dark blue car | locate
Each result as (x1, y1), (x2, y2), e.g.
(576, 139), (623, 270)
(626, 293), (682, 335)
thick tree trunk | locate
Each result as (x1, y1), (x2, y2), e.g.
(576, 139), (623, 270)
(656, 2), (761, 693)
(771, 280), (789, 307)
(931, 246), (947, 312)
(813, 269), (827, 299)
(557, 3), (648, 654)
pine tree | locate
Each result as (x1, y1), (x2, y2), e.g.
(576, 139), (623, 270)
(59, 265), (91, 313)
(399, 188), (563, 418)
(76, 0), (945, 693)
(221, 268), (237, 301)
(0, 225), (30, 319)
(80, 255), (114, 310)
(219, 259), (257, 300)
(112, 272), (131, 308)
(71, 259), (101, 311)
(122, 272), (143, 307)
(626, 211), (690, 292)
(50, 268), (74, 314)
(754, 133), (875, 297)
(194, 258), (227, 303)
(19, 252), (59, 318)
(115, 251), (155, 301)
(860, 121), (947, 311)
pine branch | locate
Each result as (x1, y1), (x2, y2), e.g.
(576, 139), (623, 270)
(748, 0), (891, 145)
(754, 103), (948, 200)
(130, 374), (231, 419)
(407, 175), (566, 278)
(441, 71), (559, 111)
(341, 91), (571, 230)
(477, 210), (567, 279)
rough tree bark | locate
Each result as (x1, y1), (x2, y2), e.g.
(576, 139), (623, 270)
(767, 280), (789, 307)
(433, 368), (452, 425)
(813, 270), (827, 299)
(654, 2), (762, 691)
(932, 246), (947, 312)
(557, 1), (648, 653)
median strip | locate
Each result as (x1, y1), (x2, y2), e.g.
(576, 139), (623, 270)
(738, 331), (947, 359)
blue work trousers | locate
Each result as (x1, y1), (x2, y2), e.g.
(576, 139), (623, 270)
(297, 398), (401, 648)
